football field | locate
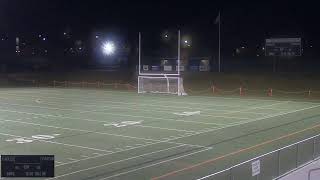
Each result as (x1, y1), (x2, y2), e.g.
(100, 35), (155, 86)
(0, 88), (320, 180)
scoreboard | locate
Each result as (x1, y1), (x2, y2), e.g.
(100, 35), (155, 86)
(1, 155), (54, 178)
(265, 38), (302, 56)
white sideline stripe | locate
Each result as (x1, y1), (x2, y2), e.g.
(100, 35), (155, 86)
(0, 89), (281, 107)
(132, 125), (197, 133)
(0, 101), (246, 125)
(0, 108), (206, 133)
(223, 101), (289, 115)
(47, 104), (320, 180)
(12, 89), (319, 115)
(56, 144), (184, 167)
(0, 93), (269, 116)
(46, 145), (211, 180)
(0, 132), (114, 153)
(9, 87), (320, 106)
(0, 118), (207, 149)
(220, 104), (320, 127)
(0, 97), (254, 122)
(13, 87), (320, 106)
(98, 148), (213, 180)
(0, 130), (202, 171)
(197, 134), (320, 180)
(50, 103), (320, 169)
(67, 158), (77, 161)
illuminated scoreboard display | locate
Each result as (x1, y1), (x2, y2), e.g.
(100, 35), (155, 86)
(1, 155), (54, 178)
(265, 38), (302, 56)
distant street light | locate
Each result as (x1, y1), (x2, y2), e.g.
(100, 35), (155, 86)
(102, 41), (115, 55)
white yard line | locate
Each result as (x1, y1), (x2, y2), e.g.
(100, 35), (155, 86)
(221, 104), (320, 126)
(99, 148), (213, 180)
(0, 118), (207, 149)
(47, 145), (211, 180)
(223, 101), (289, 115)
(0, 108), (207, 133)
(8, 87), (320, 106)
(67, 158), (78, 161)
(0, 94), (266, 117)
(0, 92), (270, 115)
(133, 125), (196, 133)
(0, 132), (114, 153)
(13, 87), (320, 105)
(0, 101), (249, 125)
(0, 106), (228, 132)
(47, 104), (320, 171)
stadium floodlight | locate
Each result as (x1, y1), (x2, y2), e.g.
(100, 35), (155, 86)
(102, 41), (115, 55)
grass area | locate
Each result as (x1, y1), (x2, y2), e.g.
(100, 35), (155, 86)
(0, 88), (319, 180)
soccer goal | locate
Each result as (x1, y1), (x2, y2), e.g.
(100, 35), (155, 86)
(138, 30), (187, 96)
(138, 75), (187, 95)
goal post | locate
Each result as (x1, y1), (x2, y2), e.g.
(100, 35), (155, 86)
(138, 30), (186, 96)
(138, 75), (187, 95)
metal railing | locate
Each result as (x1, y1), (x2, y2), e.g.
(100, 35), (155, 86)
(197, 134), (320, 180)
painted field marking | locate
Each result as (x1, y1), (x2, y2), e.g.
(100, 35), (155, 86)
(0, 93), (270, 116)
(67, 158), (77, 161)
(0, 88), (287, 106)
(134, 125), (197, 133)
(223, 101), (289, 115)
(99, 147), (213, 180)
(6, 87), (320, 108)
(104, 121), (142, 128)
(0, 101), (248, 126)
(0, 99), (254, 122)
(151, 123), (320, 180)
(0, 118), (207, 149)
(50, 104), (320, 168)
(0, 108), (220, 133)
(0, 132), (114, 153)
(46, 144), (208, 180)
(173, 111), (201, 116)
(5, 134), (58, 144)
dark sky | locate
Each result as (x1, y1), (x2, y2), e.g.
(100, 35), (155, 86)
(0, 0), (319, 49)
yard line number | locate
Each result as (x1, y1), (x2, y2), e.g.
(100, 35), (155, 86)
(6, 134), (60, 144)
(104, 121), (142, 128)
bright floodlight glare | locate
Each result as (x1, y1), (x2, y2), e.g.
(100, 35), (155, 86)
(102, 41), (115, 55)
(184, 40), (188, 43)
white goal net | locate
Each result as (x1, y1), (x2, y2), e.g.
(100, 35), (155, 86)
(138, 76), (187, 96)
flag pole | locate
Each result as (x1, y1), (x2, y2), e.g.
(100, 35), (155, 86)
(218, 11), (221, 73)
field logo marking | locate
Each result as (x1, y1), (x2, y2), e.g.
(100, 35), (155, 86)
(173, 111), (201, 116)
(104, 121), (142, 128)
(5, 134), (59, 144)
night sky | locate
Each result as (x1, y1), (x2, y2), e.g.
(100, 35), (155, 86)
(0, 0), (319, 54)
